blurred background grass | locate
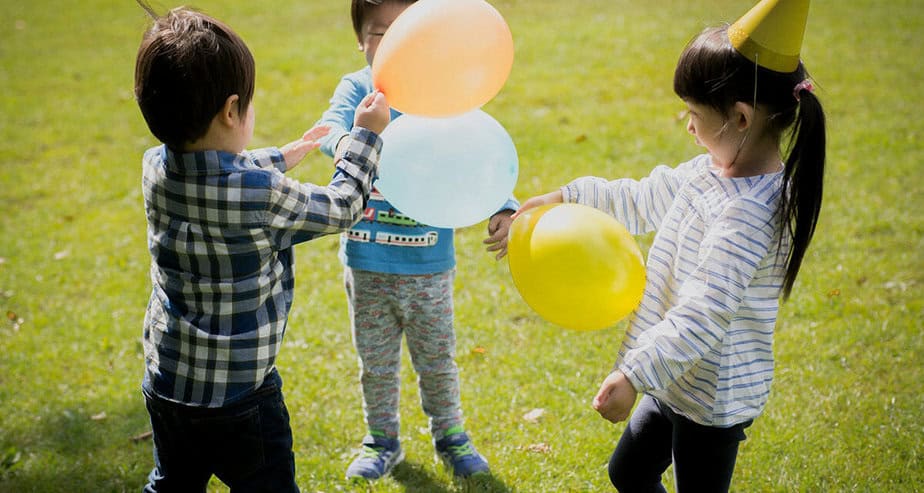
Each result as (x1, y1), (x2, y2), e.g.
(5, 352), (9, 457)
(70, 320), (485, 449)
(0, 0), (921, 491)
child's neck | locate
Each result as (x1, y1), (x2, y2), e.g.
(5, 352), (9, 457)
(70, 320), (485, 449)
(718, 136), (782, 178)
(183, 132), (244, 154)
(182, 113), (247, 154)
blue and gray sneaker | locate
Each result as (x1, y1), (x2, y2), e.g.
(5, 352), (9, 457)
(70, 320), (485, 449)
(434, 426), (490, 477)
(345, 433), (405, 481)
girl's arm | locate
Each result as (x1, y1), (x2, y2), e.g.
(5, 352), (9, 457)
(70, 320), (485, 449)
(561, 158), (700, 235)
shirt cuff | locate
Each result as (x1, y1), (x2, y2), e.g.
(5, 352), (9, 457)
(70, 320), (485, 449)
(497, 197), (520, 213)
(324, 129), (351, 159)
(336, 127), (383, 179)
(617, 361), (647, 393)
(561, 183), (579, 203)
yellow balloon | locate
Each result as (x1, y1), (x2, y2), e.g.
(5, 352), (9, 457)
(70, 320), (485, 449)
(371, 0), (514, 117)
(507, 204), (646, 331)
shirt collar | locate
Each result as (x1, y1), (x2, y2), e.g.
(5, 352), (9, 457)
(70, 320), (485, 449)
(163, 146), (253, 176)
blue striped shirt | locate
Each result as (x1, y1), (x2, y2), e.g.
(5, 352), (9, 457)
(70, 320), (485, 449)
(141, 128), (381, 407)
(563, 154), (788, 426)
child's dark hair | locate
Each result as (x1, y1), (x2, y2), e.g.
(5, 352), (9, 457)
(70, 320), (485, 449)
(134, 1), (255, 151)
(673, 26), (826, 300)
(351, 0), (417, 39)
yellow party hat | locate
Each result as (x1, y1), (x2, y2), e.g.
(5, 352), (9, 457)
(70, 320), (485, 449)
(728, 0), (810, 73)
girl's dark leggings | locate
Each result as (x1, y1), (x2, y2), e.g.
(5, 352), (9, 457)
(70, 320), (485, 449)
(608, 395), (751, 493)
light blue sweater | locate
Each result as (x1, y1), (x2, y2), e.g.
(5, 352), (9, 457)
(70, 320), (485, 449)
(316, 66), (517, 275)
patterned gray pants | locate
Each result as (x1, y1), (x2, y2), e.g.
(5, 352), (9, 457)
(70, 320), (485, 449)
(344, 268), (463, 440)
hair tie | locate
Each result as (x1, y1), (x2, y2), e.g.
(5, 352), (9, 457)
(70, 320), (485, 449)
(793, 79), (814, 102)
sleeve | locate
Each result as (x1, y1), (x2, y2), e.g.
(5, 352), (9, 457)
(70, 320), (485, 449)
(264, 127), (382, 248)
(615, 197), (778, 392)
(560, 158), (701, 235)
(245, 147), (288, 173)
(315, 75), (368, 158)
(496, 196), (520, 213)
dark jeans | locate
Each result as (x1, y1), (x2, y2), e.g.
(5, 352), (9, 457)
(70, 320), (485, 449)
(608, 395), (751, 493)
(143, 369), (299, 493)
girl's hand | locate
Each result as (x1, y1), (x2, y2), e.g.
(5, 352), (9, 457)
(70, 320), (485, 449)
(592, 370), (638, 423)
(484, 209), (514, 260)
(510, 190), (564, 220)
(354, 91), (390, 135)
(281, 125), (331, 171)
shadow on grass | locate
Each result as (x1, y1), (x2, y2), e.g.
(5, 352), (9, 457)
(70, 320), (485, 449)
(391, 460), (513, 492)
(0, 392), (152, 492)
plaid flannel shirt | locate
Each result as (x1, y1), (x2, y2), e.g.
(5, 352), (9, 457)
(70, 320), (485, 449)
(142, 127), (381, 407)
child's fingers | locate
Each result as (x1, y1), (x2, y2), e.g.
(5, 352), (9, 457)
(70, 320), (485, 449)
(302, 125), (331, 141)
(295, 141), (321, 154)
(360, 90), (379, 108)
(364, 90), (387, 109)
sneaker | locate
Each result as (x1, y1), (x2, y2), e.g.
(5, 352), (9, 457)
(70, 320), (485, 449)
(345, 434), (405, 480)
(434, 426), (490, 477)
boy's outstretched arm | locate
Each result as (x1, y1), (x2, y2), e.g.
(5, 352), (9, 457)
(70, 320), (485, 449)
(263, 93), (390, 248)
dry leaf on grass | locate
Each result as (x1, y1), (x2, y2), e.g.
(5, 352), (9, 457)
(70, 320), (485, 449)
(130, 431), (153, 443)
(522, 408), (546, 423)
(525, 443), (552, 454)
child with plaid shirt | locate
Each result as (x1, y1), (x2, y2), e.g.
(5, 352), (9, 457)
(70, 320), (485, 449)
(133, 2), (389, 490)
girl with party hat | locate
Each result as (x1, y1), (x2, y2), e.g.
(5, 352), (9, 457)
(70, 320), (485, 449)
(514, 0), (825, 490)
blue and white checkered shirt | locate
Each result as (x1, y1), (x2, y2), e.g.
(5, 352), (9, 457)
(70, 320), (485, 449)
(563, 154), (788, 427)
(141, 127), (381, 407)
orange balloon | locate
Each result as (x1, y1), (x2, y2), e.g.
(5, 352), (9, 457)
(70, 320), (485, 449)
(372, 0), (514, 117)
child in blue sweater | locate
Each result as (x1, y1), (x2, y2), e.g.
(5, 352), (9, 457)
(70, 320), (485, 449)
(314, 0), (517, 481)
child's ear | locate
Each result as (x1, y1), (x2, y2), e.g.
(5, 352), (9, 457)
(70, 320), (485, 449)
(218, 94), (241, 128)
(732, 101), (754, 132)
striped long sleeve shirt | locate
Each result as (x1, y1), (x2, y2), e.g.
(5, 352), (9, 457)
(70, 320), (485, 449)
(562, 154), (788, 426)
(142, 127), (381, 407)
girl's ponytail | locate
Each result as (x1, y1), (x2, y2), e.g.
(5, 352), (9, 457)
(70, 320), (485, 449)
(779, 88), (826, 300)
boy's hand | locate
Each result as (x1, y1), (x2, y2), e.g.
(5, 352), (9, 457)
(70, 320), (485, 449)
(592, 370), (638, 423)
(484, 209), (514, 260)
(510, 190), (564, 220)
(281, 125), (331, 171)
(354, 91), (390, 135)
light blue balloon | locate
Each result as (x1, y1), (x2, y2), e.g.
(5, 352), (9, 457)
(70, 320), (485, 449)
(375, 109), (518, 228)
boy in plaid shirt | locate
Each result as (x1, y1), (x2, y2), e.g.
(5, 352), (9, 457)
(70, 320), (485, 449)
(133, 3), (389, 490)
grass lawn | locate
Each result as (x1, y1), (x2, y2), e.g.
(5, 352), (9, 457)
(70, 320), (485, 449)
(1, 0), (922, 491)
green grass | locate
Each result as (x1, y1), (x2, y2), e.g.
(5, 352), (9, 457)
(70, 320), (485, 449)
(1, 0), (922, 491)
